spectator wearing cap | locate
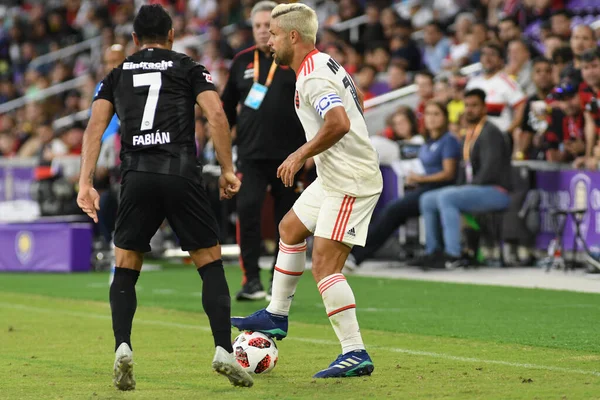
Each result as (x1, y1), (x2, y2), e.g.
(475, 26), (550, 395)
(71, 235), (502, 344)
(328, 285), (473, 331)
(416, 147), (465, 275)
(418, 89), (512, 269)
(423, 21), (451, 75)
(545, 75), (587, 163)
(466, 41), (526, 134)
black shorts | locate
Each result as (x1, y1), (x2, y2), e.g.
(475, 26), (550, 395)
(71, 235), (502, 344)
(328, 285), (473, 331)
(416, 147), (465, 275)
(114, 171), (219, 253)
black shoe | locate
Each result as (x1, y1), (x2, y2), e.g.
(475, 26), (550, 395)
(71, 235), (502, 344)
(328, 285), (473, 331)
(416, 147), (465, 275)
(410, 251), (444, 270)
(444, 254), (470, 270)
(235, 278), (266, 301)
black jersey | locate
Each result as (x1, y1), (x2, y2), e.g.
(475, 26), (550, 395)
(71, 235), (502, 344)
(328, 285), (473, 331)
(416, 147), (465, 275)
(94, 47), (215, 181)
(221, 46), (305, 160)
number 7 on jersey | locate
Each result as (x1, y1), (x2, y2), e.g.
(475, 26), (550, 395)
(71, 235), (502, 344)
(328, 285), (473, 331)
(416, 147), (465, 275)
(133, 72), (162, 131)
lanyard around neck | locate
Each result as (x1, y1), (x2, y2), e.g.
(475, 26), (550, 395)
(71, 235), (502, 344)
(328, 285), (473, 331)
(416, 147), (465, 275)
(463, 118), (486, 161)
(254, 49), (278, 87)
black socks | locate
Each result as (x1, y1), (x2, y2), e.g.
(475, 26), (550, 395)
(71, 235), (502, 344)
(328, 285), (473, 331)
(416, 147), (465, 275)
(198, 260), (233, 353)
(110, 267), (140, 352)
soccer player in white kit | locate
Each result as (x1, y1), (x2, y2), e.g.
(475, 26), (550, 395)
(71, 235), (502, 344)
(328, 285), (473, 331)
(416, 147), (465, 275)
(231, 3), (382, 378)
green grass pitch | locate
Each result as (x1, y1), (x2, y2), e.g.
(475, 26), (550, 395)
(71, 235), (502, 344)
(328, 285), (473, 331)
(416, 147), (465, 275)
(1, 263), (599, 399)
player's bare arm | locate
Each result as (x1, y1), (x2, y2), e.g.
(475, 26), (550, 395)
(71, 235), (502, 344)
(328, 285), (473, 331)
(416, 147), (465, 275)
(277, 106), (350, 187)
(584, 111), (596, 157)
(77, 98), (114, 223)
(196, 90), (241, 199)
(507, 101), (525, 133)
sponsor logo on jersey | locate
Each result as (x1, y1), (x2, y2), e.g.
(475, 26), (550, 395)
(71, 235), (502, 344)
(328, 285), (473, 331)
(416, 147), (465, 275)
(203, 72), (213, 83)
(133, 130), (171, 146)
(346, 227), (356, 237)
(123, 60), (174, 70)
(295, 90), (300, 109)
(244, 68), (254, 80)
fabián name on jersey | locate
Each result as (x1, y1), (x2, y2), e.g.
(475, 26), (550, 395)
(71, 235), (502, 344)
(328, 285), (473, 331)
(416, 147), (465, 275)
(133, 130), (171, 146)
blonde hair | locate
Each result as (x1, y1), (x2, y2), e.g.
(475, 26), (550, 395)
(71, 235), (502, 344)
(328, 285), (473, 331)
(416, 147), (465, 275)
(271, 3), (318, 45)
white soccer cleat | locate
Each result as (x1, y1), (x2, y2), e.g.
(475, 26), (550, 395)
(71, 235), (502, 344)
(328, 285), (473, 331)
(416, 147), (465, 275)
(212, 346), (254, 388)
(113, 343), (136, 391)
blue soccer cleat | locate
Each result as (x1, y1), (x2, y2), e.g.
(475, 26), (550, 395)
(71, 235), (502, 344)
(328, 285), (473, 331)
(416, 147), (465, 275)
(313, 349), (374, 378)
(230, 309), (288, 340)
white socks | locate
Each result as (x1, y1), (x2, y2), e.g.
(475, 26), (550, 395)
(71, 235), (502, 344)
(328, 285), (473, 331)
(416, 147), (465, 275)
(318, 273), (365, 354)
(266, 241), (307, 316)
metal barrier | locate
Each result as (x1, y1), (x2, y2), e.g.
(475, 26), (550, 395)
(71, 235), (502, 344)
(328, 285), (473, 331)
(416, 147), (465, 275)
(330, 15), (369, 43)
(0, 75), (90, 115)
(28, 36), (102, 71)
(364, 62), (482, 135)
(52, 109), (90, 131)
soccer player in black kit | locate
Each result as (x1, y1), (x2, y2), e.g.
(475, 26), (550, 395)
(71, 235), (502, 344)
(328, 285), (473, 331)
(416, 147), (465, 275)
(77, 5), (253, 390)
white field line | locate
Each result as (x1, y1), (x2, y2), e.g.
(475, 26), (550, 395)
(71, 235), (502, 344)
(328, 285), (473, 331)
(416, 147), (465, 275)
(1, 302), (599, 377)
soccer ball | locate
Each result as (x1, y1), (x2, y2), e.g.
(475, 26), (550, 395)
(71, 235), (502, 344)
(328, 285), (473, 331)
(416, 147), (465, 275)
(232, 331), (278, 374)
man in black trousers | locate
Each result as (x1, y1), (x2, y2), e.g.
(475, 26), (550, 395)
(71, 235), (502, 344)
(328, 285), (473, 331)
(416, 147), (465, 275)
(222, 1), (305, 301)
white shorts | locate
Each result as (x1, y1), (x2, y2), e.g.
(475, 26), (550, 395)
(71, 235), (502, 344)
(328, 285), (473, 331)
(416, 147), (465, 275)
(292, 178), (380, 247)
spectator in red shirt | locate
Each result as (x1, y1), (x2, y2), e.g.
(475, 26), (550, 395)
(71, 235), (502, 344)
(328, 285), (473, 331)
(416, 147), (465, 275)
(546, 78), (586, 163)
(573, 48), (600, 168)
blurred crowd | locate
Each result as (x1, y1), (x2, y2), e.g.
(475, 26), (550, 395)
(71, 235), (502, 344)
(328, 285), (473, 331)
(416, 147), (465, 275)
(0, 0), (600, 167)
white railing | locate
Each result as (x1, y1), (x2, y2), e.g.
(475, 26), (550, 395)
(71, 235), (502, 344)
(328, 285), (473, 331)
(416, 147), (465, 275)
(53, 109), (90, 131)
(0, 75), (90, 115)
(2, 32), (210, 115)
(28, 36), (103, 70)
(364, 62), (483, 135)
(365, 62), (483, 110)
(330, 15), (369, 44)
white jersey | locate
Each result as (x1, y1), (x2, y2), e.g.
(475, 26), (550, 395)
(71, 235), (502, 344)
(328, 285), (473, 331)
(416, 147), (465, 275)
(466, 71), (526, 132)
(294, 50), (382, 197)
